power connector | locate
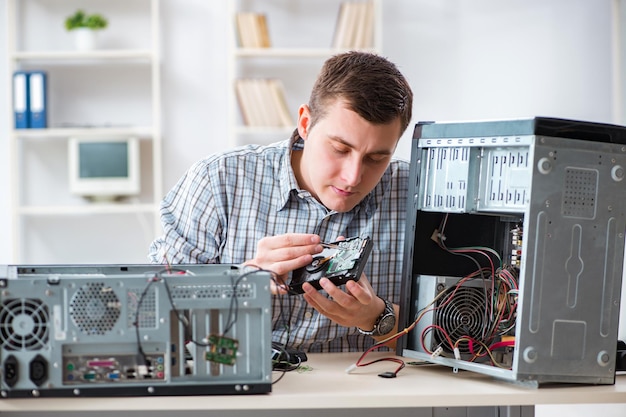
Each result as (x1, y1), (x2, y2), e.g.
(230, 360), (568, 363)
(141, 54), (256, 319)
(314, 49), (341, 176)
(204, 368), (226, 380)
(431, 346), (443, 359)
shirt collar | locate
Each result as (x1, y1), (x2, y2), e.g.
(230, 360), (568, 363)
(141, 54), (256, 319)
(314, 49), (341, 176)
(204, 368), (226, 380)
(276, 131), (302, 210)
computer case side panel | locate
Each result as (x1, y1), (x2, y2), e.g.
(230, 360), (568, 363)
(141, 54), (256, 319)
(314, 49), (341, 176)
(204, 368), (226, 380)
(513, 136), (625, 384)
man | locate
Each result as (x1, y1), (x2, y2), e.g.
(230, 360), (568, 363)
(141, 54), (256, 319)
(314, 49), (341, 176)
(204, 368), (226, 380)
(149, 51), (413, 352)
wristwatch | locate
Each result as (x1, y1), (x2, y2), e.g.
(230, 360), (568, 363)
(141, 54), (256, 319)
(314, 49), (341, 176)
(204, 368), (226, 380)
(357, 298), (396, 337)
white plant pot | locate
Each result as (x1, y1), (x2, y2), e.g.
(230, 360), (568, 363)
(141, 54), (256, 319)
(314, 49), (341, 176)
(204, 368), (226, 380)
(73, 28), (98, 51)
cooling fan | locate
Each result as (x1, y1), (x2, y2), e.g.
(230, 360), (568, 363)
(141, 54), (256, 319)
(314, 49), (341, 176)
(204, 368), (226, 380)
(69, 282), (121, 335)
(433, 285), (487, 355)
(0, 298), (49, 351)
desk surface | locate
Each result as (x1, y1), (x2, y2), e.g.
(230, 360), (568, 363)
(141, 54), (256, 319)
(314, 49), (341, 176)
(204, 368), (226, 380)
(1, 352), (625, 412)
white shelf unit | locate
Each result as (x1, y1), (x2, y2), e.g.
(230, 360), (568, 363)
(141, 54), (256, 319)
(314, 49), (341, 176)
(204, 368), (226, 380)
(227, 0), (382, 147)
(6, 0), (162, 264)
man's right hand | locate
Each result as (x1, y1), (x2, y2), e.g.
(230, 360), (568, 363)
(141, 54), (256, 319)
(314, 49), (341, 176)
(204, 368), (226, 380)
(244, 233), (324, 294)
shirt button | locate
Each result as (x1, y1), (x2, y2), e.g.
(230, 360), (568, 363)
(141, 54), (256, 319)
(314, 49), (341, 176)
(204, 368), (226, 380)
(304, 312), (313, 319)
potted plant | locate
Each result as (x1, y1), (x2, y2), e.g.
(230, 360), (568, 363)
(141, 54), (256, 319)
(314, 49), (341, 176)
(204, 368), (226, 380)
(65, 10), (108, 51)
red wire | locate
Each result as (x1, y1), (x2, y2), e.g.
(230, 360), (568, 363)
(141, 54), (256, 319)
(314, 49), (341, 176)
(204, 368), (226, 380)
(353, 333), (406, 376)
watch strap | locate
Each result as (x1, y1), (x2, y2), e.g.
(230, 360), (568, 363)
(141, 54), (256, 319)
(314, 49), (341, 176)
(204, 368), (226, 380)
(357, 297), (395, 336)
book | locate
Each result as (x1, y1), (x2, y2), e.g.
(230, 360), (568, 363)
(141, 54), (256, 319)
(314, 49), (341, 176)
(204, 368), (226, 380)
(362, 2), (375, 48)
(256, 14), (271, 48)
(267, 79), (294, 127)
(235, 79), (294, 127)
(235, 12), (251, 47)
(332, 2), (375, 49)
(250, 79), (275, 126)
(235, 12), (255, 47)
(235, 79), (266, 126)
(354, 2), (374, 49)
(235, 12), (271, 48)
(347, 2), (364, 48)
(235, 79), (255, 126)
(332, 3), (351, 49)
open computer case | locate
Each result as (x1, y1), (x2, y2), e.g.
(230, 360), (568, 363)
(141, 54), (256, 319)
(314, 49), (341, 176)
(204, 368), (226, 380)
(397, 117), (626, 386)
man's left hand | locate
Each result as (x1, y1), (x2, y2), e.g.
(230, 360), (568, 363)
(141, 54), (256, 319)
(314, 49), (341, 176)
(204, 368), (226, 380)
(301, 273), (384, 330)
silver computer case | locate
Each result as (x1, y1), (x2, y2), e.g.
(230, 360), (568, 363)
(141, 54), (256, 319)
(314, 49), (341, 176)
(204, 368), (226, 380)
(399, 117), (626, 386)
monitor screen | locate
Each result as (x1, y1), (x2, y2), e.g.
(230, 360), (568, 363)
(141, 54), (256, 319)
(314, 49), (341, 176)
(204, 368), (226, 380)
(68, 137), (140, 201)
(78, 142), (129, 179)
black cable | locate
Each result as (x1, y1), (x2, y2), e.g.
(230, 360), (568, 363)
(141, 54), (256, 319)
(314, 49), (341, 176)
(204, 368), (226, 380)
(267, 272), (315, 384)
(271, 341), (304, 384)
(271, 273), (301, 357)
(437, 214), (497, 343)
(134, 267), (282, 372)
(135, 268), (266, 359)
(134, 275), (159, 365)
(223, 269), (250, 335)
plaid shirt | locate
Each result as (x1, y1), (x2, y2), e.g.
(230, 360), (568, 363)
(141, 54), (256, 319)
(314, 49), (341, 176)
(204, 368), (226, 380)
(149, 136), (408, 352)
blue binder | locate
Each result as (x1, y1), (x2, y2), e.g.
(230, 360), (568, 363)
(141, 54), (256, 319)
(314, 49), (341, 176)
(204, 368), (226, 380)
(12, 71), (29, 129)
(28, 71), (47, 129)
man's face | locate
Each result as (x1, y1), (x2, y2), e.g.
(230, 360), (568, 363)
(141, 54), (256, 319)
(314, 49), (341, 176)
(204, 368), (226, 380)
(293, 99), (402, 212)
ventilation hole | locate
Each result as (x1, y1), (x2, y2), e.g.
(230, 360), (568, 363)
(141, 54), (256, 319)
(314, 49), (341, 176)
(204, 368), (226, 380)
(0, 298), (49, 351)
(562, 168), (598, 219)
(170, 284), (255, 300)
(434, 287), (487, 355)
(70, 282), (121, 335)
(127, 288), (157, 329)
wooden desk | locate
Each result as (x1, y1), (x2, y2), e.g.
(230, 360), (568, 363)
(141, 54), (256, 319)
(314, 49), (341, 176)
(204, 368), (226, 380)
(0, 352), (625, 414)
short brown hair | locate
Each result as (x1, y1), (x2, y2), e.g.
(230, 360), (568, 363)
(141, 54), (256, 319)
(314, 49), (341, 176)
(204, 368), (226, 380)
(308, 51), (413, 136)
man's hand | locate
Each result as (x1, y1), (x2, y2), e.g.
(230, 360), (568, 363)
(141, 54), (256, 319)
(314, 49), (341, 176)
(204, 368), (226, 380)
(301, 274), (385, 331)
(244, 233), (324, 294)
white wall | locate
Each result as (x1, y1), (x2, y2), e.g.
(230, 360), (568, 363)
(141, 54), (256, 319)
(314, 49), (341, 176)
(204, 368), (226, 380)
(0, 1), (624, 414)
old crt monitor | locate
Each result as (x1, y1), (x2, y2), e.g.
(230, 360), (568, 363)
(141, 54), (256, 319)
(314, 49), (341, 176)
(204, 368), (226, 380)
(397, 117), (626, 386)
(68, 137), (140, 200)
